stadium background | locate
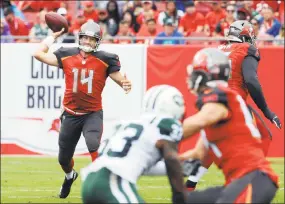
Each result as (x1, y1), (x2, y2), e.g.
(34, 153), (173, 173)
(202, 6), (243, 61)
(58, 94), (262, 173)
(1, 1), (284, 203)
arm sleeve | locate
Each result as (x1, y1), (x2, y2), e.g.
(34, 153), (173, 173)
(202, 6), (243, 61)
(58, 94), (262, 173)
(242, 55), (269, 112)
(106, 54), (121, 75)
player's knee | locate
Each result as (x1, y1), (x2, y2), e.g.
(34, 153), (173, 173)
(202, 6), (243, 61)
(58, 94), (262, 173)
(58, 153), (72, 166)
(85, 133), (101, 152)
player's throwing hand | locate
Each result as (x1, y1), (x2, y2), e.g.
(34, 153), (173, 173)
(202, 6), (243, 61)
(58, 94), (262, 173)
(52, 28), (65, 39)
(121, 73), (132, 94)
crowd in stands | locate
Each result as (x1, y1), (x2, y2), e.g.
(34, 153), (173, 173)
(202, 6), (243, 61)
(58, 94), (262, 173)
(1, 0), (284, 46)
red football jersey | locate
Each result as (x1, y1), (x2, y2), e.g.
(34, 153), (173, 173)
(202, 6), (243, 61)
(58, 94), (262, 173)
(196, 86), (278, 186)
(218, 43), (261, 100)
(54, 47), (121, 114)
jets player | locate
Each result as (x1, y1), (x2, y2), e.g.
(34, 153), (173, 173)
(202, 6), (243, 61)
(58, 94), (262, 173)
(81, 85), (186, 204)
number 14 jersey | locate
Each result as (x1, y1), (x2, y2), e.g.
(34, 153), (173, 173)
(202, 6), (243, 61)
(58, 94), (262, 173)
(54, 47), (121, 114)
(82, 113), (183, 184)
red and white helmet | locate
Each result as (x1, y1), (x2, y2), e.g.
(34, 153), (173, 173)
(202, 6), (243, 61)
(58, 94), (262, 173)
(78, 20), (102, 52)
(227, 20), (256, 45)
(187, 48), (231, 93)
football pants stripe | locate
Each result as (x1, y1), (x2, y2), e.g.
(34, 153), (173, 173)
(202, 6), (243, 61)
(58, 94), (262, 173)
(109, 173), (128, 203)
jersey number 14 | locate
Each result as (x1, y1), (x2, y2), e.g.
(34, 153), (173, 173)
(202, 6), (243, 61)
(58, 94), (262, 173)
(72, 68), (94, 93)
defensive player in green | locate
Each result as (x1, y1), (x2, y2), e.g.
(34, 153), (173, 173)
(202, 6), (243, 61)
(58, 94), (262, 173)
(81, 85), (186, 203)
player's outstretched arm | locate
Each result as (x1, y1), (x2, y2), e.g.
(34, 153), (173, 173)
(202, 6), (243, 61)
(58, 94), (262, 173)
(183, 103), (229, 138)
(242, 56), (282, 129)
(33, 28), (65, 67)
(156, 140), (186, 204)
(109, 72), (132, 94)
(179, 137), (207, 162)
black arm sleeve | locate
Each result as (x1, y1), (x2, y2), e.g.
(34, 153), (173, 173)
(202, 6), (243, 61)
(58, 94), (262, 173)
(242, 56), (268, 112)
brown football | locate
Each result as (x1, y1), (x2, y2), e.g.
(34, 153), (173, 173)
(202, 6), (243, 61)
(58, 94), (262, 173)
(45, 12), (68, 33)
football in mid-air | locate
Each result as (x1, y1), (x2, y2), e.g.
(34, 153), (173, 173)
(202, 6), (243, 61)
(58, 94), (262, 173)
(45, 12), (68, 33)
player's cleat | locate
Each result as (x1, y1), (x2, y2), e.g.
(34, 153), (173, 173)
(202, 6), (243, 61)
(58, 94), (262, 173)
(59, 170), (78, 199)
(185, 180), (197, 192)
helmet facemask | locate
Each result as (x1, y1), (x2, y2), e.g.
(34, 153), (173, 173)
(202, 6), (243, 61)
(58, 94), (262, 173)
(78, 34), (101, 52)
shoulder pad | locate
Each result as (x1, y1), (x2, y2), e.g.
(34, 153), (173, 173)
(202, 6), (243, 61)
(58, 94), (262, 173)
(196, 87), (228, 110)
(93, 51), (120, 66)
(157, 118), (183, 142)
(54, 47), (79, 57)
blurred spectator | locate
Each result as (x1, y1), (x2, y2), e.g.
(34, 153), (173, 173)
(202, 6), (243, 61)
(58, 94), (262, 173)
(174, 0), (193, 12)
(0, 1), (26, 21)
(98, 8), (117, 41)
(251, 18), (261, 37)
(29, 9), (52, 43)
(18, 1), (60, 12)
(82, 1), (99, 22)
(137, 18), (163, 44)
(107, 0), (121, 25)
(136, 1), (158, 26)
(58, 3), (73, 24)
(237, 1), (254, 21)
(259, 6), (281, 37)
(122, 11), (138, 34)
(157, 1), (184, 27)
(178, 1), (204, 36)
(114, 20), (135, 44)
(274, 23), (284, 46)
(3, 7), (29, 42)
(277, 0), (284, 24)
(214, 5), (236, 37)
(1, 19), (14, 43)
(154, 18), (184, 45)
(56, 7), (75, 43)
(70, 10), (86, 36)
(251, 17), (274, 46)
(204, 2), (226, 36)
(194, 1), (212, 16)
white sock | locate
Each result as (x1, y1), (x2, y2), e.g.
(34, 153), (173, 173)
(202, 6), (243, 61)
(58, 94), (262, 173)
(66, 170), (74, 180)
(187, 166), (208, 183)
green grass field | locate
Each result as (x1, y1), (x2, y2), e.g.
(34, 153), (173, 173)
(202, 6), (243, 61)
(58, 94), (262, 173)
(1, 157), (284, 203)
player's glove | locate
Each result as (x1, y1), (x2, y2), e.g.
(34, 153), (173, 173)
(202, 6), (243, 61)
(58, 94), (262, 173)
(263, 108), (282, 129)
(272, 116), (282, 129)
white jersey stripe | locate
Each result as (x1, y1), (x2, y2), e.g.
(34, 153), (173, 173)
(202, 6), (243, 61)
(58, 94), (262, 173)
(236, 95), (261, 138)
(110, 173), (128, 203)
(121, 179), (139, 203)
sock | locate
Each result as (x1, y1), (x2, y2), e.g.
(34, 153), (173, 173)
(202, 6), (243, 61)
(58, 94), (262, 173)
(66, 169), (74, 180)
(90, 151), (98, 162)
(70, 158), (74, 169)
(186, 166), (208, 187)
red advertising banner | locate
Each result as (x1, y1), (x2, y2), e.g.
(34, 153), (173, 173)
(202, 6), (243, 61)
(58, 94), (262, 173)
(147, 45), (284, 157)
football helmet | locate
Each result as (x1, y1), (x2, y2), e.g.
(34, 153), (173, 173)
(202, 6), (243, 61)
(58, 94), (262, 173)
(227, 20), (256, 45)
(187, 48), (231, 93)
(142, 85), (185, 120)
(78, 20), (102, 52)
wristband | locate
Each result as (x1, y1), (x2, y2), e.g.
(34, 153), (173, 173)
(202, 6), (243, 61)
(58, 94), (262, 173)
(42, 36), (55, 48)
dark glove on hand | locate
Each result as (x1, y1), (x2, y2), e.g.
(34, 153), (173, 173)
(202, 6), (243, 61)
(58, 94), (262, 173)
(263, 108), (282, 129)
